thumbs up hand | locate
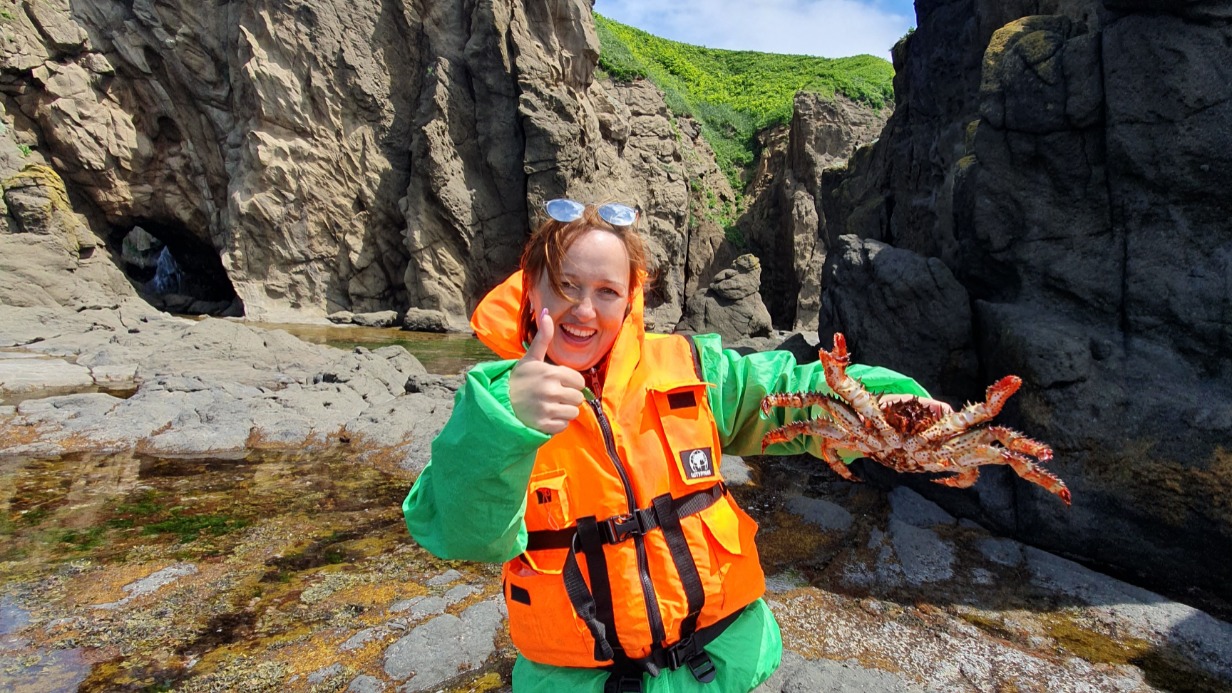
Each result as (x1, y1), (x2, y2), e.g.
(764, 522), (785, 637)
(510, 308), (586, 435)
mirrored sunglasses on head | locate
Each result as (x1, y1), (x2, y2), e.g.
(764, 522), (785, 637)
(545, 198), (639, 227)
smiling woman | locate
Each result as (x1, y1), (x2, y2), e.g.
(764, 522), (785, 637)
(526, 231), (630, 374)
(402, 198), (936, 692)
(516, 200), (644, 380)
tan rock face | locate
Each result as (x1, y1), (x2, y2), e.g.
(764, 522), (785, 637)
(4, 0), (419, 320)
(682, 253), (773, 340)
(0, 150), (135, 309)
(1, 0), (743, 331)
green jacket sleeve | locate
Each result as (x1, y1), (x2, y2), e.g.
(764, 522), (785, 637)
(402, 359), (549, 563)
(692, 333), (931, 459)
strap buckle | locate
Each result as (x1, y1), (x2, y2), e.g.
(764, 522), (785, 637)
(604, 674), (644, 693)
(663, 635), (716, 683)
(600, 507), (655, 544)
(686, 651), (716, 683)
(665, 635), (697, 671)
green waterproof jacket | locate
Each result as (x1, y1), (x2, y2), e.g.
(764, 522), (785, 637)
(403, 332), (927, 692)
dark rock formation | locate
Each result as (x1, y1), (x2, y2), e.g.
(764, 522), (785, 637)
(819, 234), (977, 396)
(742, 93), (891, 331)
(814, 0), (1232, 609)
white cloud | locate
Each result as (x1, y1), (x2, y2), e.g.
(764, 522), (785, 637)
(592, 0), (915, 59)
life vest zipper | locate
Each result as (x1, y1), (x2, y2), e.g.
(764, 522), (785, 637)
(585, 394), (668, 647)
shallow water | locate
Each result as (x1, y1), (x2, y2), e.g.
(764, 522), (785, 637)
(245, 321), (497, 375)
(0, 323), (505, 689)
(0, 447), (487, 692)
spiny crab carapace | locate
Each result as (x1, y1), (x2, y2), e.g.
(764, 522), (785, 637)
(760, 333), (1070, 505)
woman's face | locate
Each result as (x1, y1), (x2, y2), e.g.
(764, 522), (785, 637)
(529, 228), (632, 372)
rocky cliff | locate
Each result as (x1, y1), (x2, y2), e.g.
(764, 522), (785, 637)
(0, 0), (748, 331)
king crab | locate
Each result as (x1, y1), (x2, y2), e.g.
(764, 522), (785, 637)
(760, 333), (1070, 505)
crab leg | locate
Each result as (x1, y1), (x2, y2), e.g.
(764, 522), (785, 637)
(1004, 452), (1071, 505)
(760, 419), (862, 480)
(790, 397), (893, 459)
(932, 468), (981, 489)
(760, 391), (835, 417)
(939, 426), (1052, 465)
(919, 376), (1022, 444)
(821, 453), (862, 482)
(984, 425), (1053, 462)
(761, 418), (850, 451)
(942, 441), (1071, 506)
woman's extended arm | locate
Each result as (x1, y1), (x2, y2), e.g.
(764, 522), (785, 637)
(692, 334), (931, 458)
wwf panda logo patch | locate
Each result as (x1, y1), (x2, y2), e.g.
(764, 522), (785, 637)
(680, 448), (715, 480)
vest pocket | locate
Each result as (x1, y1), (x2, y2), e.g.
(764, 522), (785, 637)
(525, 468), (571, 531)
(696, 494), (764, 613)
(649, 382), (722, 485)
(504, 555), (598, 666)
(698, 494), (750, 556)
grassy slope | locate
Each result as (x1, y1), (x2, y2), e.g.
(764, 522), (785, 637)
(594, 13), (895, 188)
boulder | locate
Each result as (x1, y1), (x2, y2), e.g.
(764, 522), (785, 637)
(401, 308), (451, 333)
(818, 235), (977, 396)
(682, 254), (773, 340)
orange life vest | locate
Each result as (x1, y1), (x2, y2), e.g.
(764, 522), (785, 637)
(471, 272), (766, 670)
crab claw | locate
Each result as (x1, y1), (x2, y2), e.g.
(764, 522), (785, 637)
(819, 332), (850, 366)
(985, 375), (1022, 416)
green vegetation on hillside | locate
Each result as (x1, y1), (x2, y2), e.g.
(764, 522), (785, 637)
(594, 13), (895, 189)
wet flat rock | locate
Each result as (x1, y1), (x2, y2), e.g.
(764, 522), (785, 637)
(761, 484), (1232, 693)
(0, 352), (93, 392)
(3, 448), (1232, 692)
(0, 305), (454, 467)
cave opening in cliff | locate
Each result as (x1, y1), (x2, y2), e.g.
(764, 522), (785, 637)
(115, 221), (242, 316)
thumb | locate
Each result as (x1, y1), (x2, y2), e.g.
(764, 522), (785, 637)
(523, 307), (554, 362)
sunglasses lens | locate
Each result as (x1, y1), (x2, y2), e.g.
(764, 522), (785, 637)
(545, 199), (638, 226)
(545, 198), (585, 223)
(598, 203), (637, 226)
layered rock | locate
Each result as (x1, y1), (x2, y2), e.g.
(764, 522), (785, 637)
(680, 253), (773, 340)
(0, 0), (741, 332)
(0, 137), (135, 310)
(1, 0), (423, 320)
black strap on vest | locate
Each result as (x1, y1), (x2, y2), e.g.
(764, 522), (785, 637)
(574, 516), (619, 660)
(600, 604), (746, 693)
(526, 483), (725, 551)
(531, 484), (725, 679)
(653, 494), (704, 641)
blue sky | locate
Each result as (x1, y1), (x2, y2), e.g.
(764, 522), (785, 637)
(592, 0), (916, 60)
